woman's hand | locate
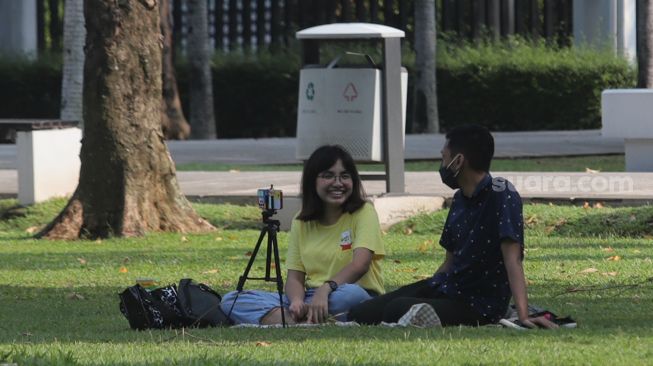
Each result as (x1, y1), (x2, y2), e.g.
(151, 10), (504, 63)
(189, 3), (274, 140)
(519, 315), (559, 329)
(285, 270), (307, 322)
(288, 300), (308, 322)
(306, 286), (331, 323)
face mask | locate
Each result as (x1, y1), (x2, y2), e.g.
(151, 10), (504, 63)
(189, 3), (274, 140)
(439, 154), (462, 189)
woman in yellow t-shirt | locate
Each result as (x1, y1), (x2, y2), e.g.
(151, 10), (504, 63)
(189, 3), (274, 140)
(220, 145), (385, 325)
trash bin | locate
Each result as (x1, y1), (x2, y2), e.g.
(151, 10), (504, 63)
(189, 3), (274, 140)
(296, 53), (407, 162)
(295, 23), (406, 193)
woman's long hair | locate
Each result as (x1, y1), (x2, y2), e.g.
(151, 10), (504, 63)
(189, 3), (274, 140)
(297, 145), (367, 222)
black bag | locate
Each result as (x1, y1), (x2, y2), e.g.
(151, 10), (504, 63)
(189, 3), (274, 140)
(119, 284), (183, 330)
(118, 279), (231, 330)
(176, 278), (232, 327)
(149, 284), (187, 328)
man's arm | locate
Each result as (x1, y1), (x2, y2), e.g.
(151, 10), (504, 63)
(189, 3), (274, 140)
(501, 240), (558, 329)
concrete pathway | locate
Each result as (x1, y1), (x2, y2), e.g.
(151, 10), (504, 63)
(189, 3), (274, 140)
(0, 129), (644, 229)
(166, 130), (625, 165)
(0, 130), (624, 168)
(0, 129), (640, 201)
(1, 169), (650, 202)
(179, 171), (653, 202)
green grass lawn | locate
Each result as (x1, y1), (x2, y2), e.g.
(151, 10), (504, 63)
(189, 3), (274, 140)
(176, 154), (625, 173)
(1, 198), (652, 365)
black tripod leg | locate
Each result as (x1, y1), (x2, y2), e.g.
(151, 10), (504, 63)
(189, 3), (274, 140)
(265, 233), (273, 281)
(227, 227), (268, 321)
(270, 229), (287, 328)
(236, 227), (268, 292)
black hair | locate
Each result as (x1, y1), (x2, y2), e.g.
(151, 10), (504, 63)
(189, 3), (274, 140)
(445, 124), (494, 172)
(297, 145), (367, 221)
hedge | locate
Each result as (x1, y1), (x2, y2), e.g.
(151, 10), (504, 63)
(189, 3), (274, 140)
(0, 54), (62, 120)
(434, 39), (636, 131)
(0, 41), (636, 137)
(176, 53), (301, 138)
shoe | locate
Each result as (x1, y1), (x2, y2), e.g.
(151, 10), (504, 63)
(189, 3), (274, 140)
(504, 304), (546, 319)
(397, 303), (442, 328)
(499, 318), (529, 330)
(499, 311), (577, 330)
(531, 311), (577, 328)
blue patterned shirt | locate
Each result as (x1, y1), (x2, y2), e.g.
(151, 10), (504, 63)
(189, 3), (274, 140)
(428, 174), (524, 322)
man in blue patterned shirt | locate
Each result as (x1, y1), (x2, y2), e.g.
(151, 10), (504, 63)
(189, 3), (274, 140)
(349, 124), (557, 328)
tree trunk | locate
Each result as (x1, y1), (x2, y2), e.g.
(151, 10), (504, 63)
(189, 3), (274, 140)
(188, 0), (217, 139)
(412, 0), (439, 133)
(60, 0), (85, 125)
(38, 0), (214, 240)
(160, 0), (191, 139)
(638, 0), (653, 88)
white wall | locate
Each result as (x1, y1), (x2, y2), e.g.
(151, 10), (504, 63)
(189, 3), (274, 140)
(573, 0), (637, 62)
(17, 128), (81, 204)
(0, 0), (38, 58)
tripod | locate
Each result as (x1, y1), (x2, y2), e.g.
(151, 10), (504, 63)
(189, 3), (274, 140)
(227, 209), (287, 327)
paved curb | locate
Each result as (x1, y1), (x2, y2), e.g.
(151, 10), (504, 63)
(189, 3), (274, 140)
(370, 195), (446, 230)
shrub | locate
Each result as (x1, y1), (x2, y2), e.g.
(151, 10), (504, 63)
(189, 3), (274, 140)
(0, 53), (62, 119)
(176, 52), (301, 138)
(435, 38), (636, 131)
(0, 40), (636, 136)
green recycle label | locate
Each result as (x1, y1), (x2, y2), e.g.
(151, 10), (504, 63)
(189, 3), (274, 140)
(306, 82), (315, 101)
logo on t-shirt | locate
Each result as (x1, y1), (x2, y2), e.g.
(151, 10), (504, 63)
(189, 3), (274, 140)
(340, 230), (352, 250)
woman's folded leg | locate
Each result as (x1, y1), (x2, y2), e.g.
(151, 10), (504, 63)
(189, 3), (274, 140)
(220, 290), (289, 325)
(323, 284), (373, 321)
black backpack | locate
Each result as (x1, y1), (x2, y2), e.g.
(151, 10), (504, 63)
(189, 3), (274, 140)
(119, 278), (232, 330)
(176, 278), (232, 328)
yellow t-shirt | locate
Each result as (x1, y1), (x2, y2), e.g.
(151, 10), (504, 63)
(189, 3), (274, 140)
(286, 202), (385, 295)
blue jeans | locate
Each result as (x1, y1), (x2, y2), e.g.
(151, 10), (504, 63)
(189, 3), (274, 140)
(220, 284), (373, 324)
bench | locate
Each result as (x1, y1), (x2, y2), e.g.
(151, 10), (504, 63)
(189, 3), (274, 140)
(601, 89), (653, 171)
(0, 119), (81, 204)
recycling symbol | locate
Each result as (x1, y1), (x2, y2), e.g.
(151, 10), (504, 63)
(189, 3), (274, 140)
(343, 82), (358, 102)
(306, 82), (315, 101)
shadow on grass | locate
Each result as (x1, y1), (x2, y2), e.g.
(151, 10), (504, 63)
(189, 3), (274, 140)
(379, 243), (653, 265)
(0, 199), (264, 234)
(0, 245), (269, 271)
(2, 238), (634, 273)
(553, 206), (653, 238)
(1, 349), (395, 366)
(202, 216), (261, 231)
(2, 281), (652, 347)
(388, 206), (653, 239)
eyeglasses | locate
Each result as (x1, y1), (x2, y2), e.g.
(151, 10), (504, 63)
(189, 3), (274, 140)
(318, 172), (352, 183)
